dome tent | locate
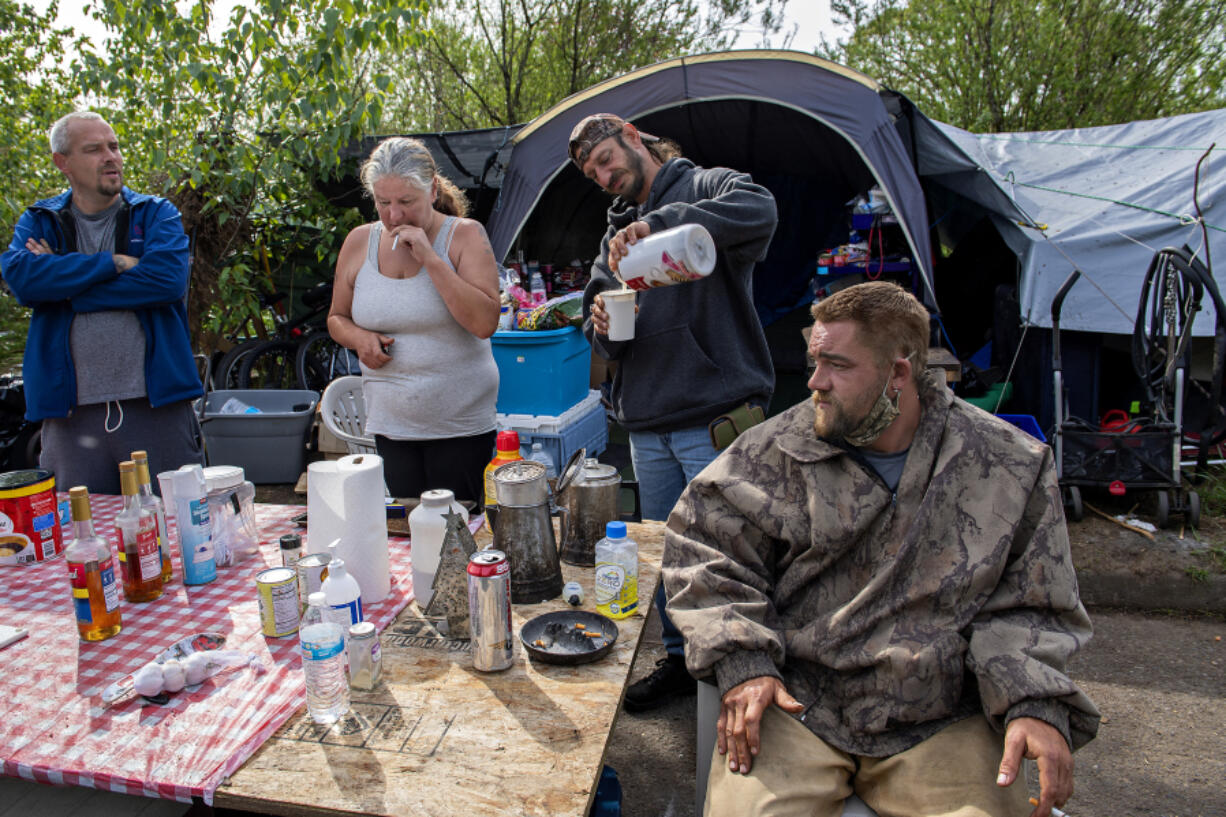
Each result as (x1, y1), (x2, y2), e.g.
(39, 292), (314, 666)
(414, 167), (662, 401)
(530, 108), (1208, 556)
(484, 50), (939, 327)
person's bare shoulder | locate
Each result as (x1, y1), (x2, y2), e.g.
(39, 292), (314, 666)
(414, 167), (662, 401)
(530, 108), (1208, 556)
(335, 223), (375, 276)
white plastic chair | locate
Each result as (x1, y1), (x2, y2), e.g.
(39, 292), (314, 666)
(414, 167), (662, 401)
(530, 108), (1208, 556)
(320, 375), (376, 456)
(696, 681), (878, 816)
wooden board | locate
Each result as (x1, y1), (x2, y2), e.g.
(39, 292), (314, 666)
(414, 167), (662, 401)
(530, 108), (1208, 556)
(215, 522), (667, 817)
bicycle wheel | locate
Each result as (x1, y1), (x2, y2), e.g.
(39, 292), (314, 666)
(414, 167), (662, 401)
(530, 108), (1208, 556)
(237, 340), (301, 390)
(212, 339), (265, 390)
(295, 331), (361, 392)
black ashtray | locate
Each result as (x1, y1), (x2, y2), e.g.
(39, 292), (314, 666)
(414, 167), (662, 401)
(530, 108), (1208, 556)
(520, 610), (618, 665)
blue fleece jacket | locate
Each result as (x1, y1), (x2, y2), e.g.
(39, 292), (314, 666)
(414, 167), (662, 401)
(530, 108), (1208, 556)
(0, 187), (203, 421)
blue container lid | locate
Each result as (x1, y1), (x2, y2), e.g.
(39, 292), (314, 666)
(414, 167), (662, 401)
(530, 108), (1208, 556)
(605, 521), (627, 539)
(491, 326), (578, 343)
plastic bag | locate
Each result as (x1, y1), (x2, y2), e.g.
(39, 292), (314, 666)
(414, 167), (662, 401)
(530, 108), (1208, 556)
(515, 292), (584, 330)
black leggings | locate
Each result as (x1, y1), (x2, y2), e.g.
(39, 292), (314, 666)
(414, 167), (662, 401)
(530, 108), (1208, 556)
(374, 430), (497, 503)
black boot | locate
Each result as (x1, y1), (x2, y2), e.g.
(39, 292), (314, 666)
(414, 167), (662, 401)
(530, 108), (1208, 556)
(623, 654), (696, 713)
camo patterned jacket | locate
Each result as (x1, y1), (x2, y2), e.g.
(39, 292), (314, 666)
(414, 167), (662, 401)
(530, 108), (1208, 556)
(662, 371), (1101, 757)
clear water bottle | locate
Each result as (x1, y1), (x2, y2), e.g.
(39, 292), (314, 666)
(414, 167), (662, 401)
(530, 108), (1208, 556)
(529, 261), (546, 305)
(300, 591), (350, 723)
(525, 442), (557, 480)
(595, 521), (638, 620)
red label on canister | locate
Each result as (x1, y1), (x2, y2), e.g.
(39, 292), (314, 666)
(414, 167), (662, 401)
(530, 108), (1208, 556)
(0, 469), (63, 565)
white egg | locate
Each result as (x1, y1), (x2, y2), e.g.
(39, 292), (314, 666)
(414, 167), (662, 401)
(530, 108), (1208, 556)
(161, 660), (186, 693)
(183, 652), (210, 685)
(133, 664), (164, 697)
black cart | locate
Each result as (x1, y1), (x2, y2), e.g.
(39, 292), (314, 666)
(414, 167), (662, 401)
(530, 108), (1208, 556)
(1051, 254), (1201, 528)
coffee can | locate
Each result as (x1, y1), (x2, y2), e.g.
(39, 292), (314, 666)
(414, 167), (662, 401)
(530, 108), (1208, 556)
(256, 566), (301, 637)
(296, 552), (331, 612)
(467, 550), (513, 671)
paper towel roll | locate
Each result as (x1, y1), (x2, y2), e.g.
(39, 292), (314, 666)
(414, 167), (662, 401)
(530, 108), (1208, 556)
(307, 453), (390, 604)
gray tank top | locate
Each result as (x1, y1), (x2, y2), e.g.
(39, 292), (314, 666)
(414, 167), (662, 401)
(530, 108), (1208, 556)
(351, 219), (498, 440)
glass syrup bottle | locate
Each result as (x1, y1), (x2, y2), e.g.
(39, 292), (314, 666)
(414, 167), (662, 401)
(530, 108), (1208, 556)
(116, 460), (163, 603)
(131, 450), (173, 584)
(65, 486), (122, 641)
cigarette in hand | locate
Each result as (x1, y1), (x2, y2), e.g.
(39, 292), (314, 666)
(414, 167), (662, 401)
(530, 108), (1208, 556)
(1029, 797), (1068, 817)
(392, 234), (399, 251)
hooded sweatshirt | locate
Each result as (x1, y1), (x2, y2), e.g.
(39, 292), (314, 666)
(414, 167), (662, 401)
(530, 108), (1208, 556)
(582, 158), (777, 432)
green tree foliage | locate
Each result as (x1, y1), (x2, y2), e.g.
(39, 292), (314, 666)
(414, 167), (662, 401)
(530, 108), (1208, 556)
(386, 0), (791, 131)
(0, 0), (85, 368)
(0, 0), (82, 231)
(72, 0), (426, 354)
(823, 0), (1226, 132)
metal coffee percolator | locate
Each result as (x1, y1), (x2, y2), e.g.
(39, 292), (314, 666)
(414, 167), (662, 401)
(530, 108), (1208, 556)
(491, 459), (567, 604)
(559, 456), (623, 567)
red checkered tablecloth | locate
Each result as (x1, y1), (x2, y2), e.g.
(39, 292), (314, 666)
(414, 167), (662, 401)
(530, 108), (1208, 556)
(0, 497), (439, 805)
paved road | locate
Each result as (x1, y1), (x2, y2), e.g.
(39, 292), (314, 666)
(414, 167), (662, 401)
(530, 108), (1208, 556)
(610, 607), (1226, 817)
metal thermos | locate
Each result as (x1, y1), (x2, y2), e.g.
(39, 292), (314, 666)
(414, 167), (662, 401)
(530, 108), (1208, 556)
(559, 458), (622, 567)
(491, 460), (566, 604)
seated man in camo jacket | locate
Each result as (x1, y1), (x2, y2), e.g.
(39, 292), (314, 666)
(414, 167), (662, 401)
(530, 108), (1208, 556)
(662, 282), (1100, 817)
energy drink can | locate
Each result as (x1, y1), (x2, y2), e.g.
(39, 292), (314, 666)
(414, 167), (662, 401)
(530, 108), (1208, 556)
(467, 550), (513, 672)
(256, 566), (300, 637)
(296, 552), (331, 612)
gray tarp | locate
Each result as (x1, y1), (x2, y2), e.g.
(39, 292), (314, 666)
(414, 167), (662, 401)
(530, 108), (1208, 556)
(486, 50), (937, 306)
(914, 109), (1226, 334)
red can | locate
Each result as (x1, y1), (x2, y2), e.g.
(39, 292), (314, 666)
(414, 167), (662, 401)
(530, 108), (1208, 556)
(467, 550), (513, 671)
(0, 469), (64, 565)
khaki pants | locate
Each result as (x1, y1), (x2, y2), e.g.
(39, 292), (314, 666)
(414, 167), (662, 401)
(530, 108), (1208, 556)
(704, 709), (1030, 817)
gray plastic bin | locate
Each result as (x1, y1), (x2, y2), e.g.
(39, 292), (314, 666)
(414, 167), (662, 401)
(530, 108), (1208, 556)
(200, 389), (319, 484)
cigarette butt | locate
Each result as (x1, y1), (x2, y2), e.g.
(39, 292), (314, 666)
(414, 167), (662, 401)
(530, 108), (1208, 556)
(1029, 797), (1068, 817)
(392, 234), (399, 251)
(574, 623), (586, 630)
(584, 631), (602, 638)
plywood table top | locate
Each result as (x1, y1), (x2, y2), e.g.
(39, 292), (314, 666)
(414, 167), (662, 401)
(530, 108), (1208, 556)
(215, 521), (667, 817)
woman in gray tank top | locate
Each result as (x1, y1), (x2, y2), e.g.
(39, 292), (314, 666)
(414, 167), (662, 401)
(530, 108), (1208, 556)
(327, 138), (502, 502)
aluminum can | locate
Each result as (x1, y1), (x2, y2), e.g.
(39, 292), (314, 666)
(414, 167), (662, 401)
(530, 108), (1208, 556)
(296, 552), (331, 612)
(467, 550), (514, 671)
(256, 566), (301, 637)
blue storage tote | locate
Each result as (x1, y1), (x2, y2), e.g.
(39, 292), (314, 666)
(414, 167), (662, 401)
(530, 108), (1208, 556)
(200, 389), (319, 484)
(490, 326), (591, 416)
(997, 413), (1046, 442)
(498, 391), (607, 474)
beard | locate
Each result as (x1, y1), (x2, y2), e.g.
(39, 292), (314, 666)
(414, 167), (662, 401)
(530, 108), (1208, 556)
(610, 148), (646, 201)
(812, 389), (868, 440)
(97, 166), (123, 196)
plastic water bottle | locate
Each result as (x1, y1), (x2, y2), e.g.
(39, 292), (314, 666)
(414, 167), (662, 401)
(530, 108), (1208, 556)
(300, 591), (350, 723)
(321, 541), (363, 632)
(595, 521), (638, 620)
(529, 261), (546, 305)
(219, 397), (261, 415)
(525, 442), (557, 480)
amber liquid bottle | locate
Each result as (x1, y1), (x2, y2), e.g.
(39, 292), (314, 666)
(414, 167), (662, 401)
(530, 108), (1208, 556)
(116, 461), (163, 603)
(65, 486), (123, 641)
(131, 450), (173, 584)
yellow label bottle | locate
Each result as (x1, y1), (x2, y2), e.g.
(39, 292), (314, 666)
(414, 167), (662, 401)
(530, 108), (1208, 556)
(483, 430), (523, 525)
(595, 521), (637, 620)
(65, 486), (122, 642)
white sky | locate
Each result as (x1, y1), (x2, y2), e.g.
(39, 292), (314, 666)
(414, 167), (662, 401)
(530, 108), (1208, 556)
(36, 0), (838, 53)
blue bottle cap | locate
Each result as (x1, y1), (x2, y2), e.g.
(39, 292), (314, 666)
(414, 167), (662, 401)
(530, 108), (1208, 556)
(606, 521), (627, 539)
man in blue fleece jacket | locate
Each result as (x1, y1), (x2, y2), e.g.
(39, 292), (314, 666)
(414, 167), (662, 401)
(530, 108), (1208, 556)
(572, 113), (777, 711)
(1, 112), (203, 494)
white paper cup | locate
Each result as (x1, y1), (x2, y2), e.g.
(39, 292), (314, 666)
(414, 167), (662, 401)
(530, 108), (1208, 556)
(604, 289), (637, 341)
(157, 470), (178, 517)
